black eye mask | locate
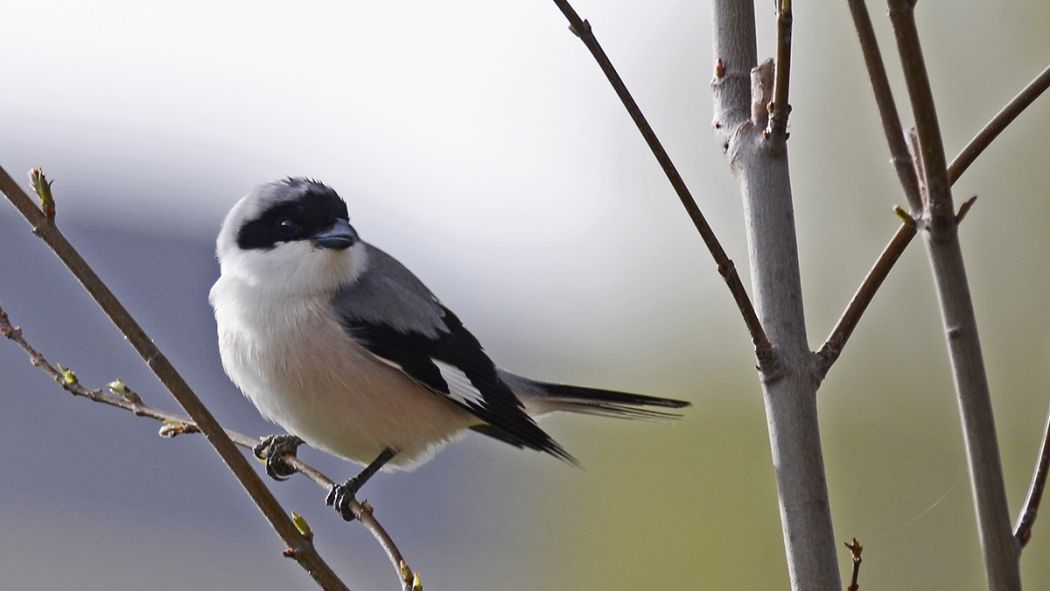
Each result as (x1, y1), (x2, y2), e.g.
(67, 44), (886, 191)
(237, 182), (349, 251)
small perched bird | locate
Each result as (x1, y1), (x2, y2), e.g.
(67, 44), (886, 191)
(210, 178), (689, 518)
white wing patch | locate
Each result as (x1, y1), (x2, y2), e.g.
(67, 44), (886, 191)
(434, 360), (485, 408)
(370, 354), (405, 372)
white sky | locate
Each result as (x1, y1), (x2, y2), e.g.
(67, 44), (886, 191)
(1, 0), (1047, 371)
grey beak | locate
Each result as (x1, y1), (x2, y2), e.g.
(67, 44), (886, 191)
(312, 218), (359, 250)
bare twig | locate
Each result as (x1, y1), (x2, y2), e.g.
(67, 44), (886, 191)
(845, 0), (922, 212)
(0, 168), (354, 591)
(817, 191), (976, 375)
(818, 60), (1050, 376)
(955, 195), (978, 224)
(845, 537), (863, 591)
(949, 64), (1050, 183)
(1015, 407), (1050, 549)
(767, 0), (793, 139)
(550, 0), (772, 363)
(888, 1), (1021, 588)
(0, 305), (415, 591)
(817, 218), (916, 374)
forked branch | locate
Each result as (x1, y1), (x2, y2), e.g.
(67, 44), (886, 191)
(845, 0), (922, 211)
(818, 55), (1050, 375)
(888, 1), (1021, 589)
(711, 2), (840, 589)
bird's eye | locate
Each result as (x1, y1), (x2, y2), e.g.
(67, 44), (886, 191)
(276, 217), (300, 239)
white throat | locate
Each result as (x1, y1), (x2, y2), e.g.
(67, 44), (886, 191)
(215, 241), (369, 298)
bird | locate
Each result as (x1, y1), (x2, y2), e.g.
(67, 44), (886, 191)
(209, 177), (689, 519)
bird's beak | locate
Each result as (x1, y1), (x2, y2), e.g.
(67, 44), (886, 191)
(312, 219), (359, 250)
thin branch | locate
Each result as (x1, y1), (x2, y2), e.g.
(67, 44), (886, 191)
(845, 0), (923, 212)
(549, 0), (772, 363)
(887, 1), (952, 224)
(948, 64), (1050, 184)
(817, 194), (977, 376)
(817, 61), (1050, 376)
(767, 0), (793, 139)
(0, 168), (353, 591)
(845, 537), (863, 591)
(817, 217), (916, 374)
(1015, 407), (1050, 549)
(0, 305), (415, 591)
(888, 1), (1021, 589)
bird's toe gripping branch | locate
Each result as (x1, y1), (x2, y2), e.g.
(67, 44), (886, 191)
(325, 480), (362, 522)
(325, 447), (397, 522)
(254, 434), (305, 481)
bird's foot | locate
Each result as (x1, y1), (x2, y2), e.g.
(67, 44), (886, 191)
(324, 448), (396, 522)
(253, 434), (304, 481)
(325, 477), (364, 522)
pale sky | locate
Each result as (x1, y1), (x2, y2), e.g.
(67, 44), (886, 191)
(2, 2), (1049, 589)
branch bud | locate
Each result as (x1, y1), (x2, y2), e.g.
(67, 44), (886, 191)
(28, 167), (56, 219)
(57, 364), (78, 385)
(291, 512), (313, 541)
(158, 419), (199, 438)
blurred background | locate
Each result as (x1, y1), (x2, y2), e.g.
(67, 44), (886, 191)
(1, 1), (1048, 589)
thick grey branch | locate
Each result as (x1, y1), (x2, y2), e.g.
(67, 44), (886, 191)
(712, 0), (757, 139)
(887, 1), (1021, 589)
(713, 3), (840, 590)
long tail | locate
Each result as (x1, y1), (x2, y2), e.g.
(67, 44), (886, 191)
(498, 370), (691, 421)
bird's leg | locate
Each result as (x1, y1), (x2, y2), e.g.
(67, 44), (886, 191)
(253, 434), (305, 481)
(326, 447), (397, 521)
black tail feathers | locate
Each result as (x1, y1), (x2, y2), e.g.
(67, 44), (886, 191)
(470, 371), (690, 463)
(534, 381), (691, 421)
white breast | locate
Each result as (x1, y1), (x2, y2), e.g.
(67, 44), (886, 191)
(209, 275), (478, 470)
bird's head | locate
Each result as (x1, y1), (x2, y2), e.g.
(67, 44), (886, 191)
(216, 177), (367, 294)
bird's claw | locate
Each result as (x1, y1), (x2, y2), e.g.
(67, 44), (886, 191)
(325, 477), (363, 522)
(253, 434), (304, 481)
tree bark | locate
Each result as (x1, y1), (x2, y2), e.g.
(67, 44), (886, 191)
(712, 2), (840, 589)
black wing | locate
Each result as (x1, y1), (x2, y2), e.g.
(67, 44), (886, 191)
(335, 246), (573, 462)
(344, 306), (573, 462)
